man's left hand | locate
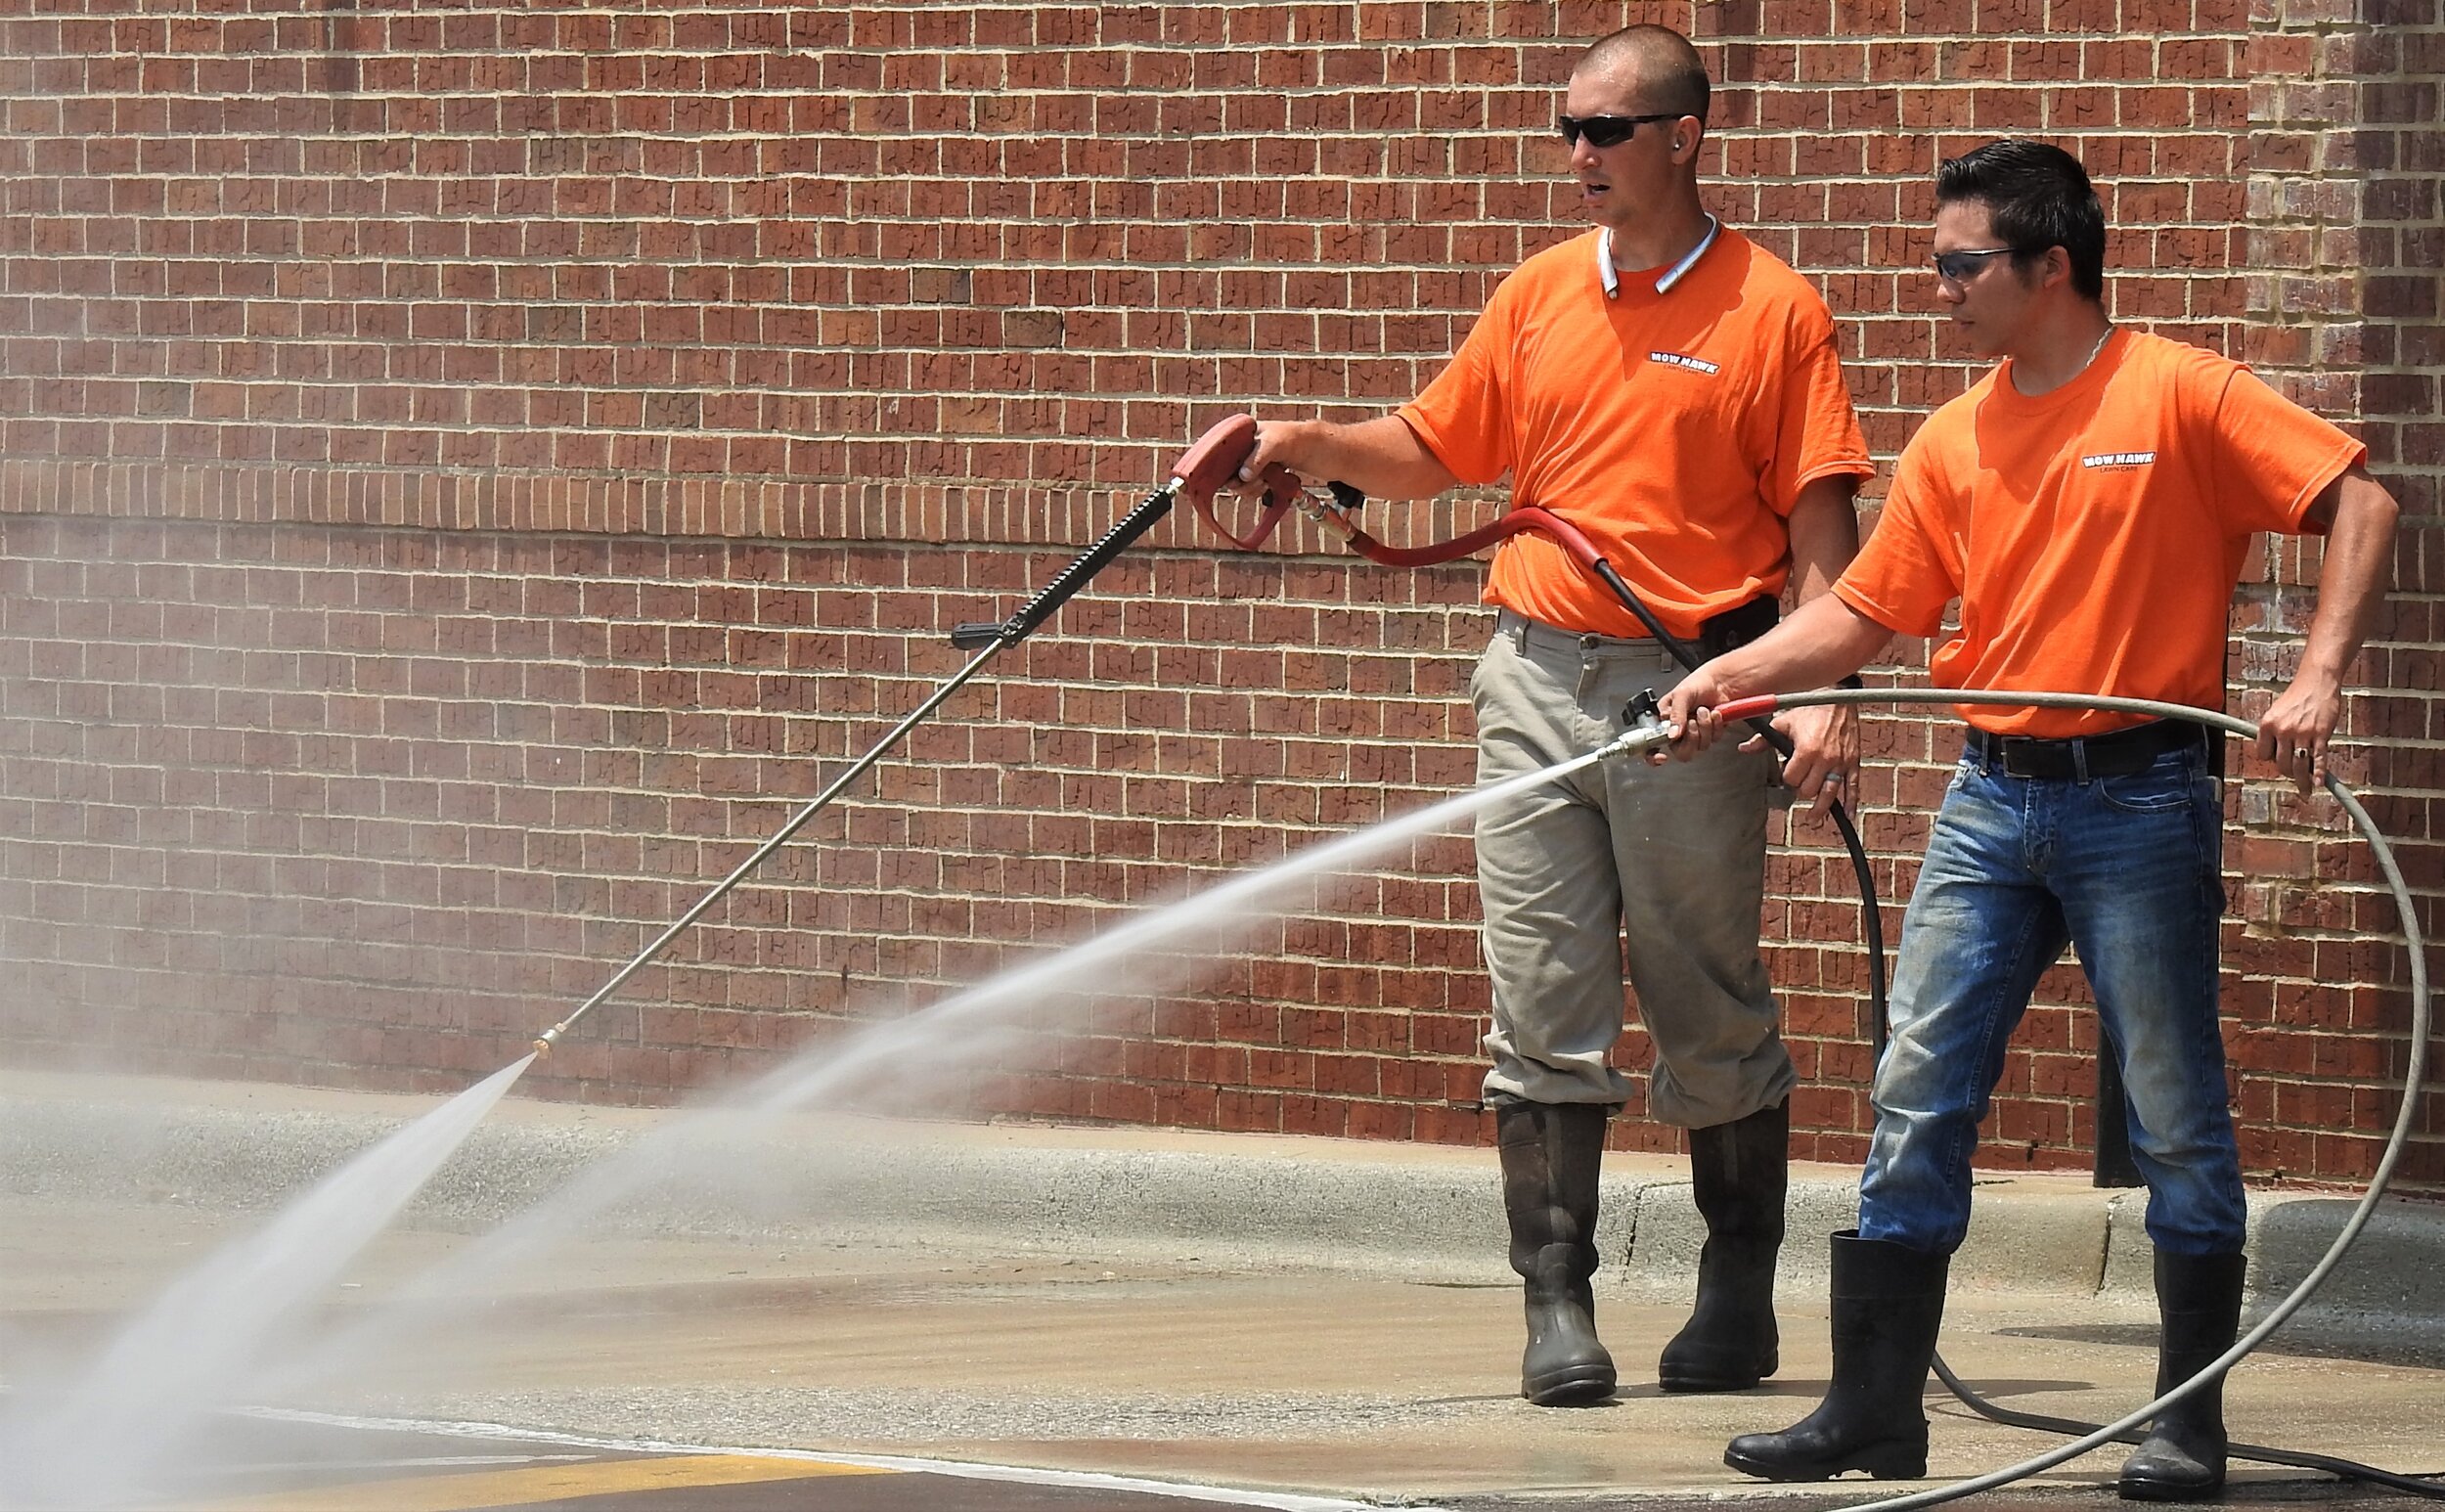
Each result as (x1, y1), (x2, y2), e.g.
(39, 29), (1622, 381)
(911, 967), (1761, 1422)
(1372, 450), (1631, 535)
(1747, 702), (1859, 817)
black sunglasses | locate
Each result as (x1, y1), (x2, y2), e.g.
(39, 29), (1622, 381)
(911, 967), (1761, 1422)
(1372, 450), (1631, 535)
(1556, 111), (1680, 149)
(1932, 245), (2034, 283)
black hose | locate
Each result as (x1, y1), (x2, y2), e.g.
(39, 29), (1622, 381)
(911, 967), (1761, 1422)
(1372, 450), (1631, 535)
(1585, 562), (1890, 1042)
(1928, 1352), (2445, 1497)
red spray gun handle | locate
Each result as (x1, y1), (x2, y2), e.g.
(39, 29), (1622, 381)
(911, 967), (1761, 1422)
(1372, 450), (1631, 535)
(942, 414), (1641, 652)
(1171, 414), (1307, 551)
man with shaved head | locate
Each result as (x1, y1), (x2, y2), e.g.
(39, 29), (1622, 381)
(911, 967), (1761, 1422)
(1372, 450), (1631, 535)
(1234, 25), (1871, 1404)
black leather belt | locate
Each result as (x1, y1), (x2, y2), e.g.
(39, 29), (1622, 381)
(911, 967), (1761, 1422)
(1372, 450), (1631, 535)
(1696, 597), (1778, 660)
(1496, 596), (1777, 662)
(1963, 719), (2205, 780)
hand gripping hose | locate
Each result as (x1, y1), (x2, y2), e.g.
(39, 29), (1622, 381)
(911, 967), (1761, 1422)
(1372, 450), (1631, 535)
(1709, 687), (2437, 1507)
(1176, 413), (1890, 1045)
(530, 424), (1262, 1055)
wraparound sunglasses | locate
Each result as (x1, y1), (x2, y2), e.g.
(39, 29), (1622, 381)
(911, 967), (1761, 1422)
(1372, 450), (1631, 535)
(1556, 111), (1682, 149)
(1933, 246), (2035, 282)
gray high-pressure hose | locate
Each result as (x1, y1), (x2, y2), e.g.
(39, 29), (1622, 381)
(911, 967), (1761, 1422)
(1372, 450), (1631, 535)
(1680, 687), (2432, 1508)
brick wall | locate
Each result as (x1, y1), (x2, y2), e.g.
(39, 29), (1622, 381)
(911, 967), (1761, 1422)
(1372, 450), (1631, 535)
(2, 2), (2436, 1187)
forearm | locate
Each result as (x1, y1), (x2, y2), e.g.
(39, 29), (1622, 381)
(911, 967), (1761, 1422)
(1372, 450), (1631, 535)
(1710, 593), (1892, 698)
(1253, 416), (1461, 502)
(2295, 469), (2399, 689)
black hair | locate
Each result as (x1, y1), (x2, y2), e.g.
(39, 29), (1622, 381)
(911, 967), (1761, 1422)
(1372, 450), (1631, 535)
(1576, 24), (1709, 124)
(1934, 139), (2106, 300)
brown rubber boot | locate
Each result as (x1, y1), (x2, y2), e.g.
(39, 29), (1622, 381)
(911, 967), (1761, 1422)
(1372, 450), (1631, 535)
(2117, 1249), (2247, 1501)
(1724, 1230), (1948, 1481)
(1659, 1099), (1787, 1392)
(1496, 1100), (1617, 1406)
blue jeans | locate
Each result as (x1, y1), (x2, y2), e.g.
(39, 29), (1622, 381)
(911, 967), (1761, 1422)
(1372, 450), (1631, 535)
(1858, 740), (2247, 1257)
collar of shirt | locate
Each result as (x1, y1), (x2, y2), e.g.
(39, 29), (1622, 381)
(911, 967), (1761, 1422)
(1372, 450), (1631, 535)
(1597, 216), (1721, 299)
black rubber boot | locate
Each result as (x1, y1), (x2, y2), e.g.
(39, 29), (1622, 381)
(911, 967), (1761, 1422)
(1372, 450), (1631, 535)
(1496, 1100), (1617, 1406)
(1659, 1099), (1788, 1392)
(2118, 1249), (2247, 1502)
(1724, 1230), (1948, 1481)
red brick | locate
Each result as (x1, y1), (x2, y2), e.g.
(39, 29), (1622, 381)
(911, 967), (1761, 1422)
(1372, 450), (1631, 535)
(0, 3), (2426, 1191)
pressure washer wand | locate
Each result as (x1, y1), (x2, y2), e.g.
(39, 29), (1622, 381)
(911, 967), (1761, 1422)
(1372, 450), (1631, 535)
(534, 423), (1274, 1056)
(530, 647), (1000, 1054)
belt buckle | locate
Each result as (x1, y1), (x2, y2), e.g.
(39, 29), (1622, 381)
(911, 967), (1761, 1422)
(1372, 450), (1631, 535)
(1998, 735), (2066, 780)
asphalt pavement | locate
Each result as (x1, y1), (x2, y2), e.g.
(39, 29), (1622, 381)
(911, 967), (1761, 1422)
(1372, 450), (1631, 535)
(3, 1068), (2443, 1511)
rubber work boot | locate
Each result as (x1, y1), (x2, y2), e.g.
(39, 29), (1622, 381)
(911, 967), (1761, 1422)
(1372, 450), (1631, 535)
(2117, 1249), (2248, 1501)
(1496, 1100), (1617, 1405)
(1723, 1230), (1949, 1481)
(1659, 1098), (1789, 1392)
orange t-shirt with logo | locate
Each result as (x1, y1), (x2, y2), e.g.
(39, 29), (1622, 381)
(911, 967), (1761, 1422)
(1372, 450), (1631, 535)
(1834, 330), (2365, 737)
(1395, 227), (1872, 642)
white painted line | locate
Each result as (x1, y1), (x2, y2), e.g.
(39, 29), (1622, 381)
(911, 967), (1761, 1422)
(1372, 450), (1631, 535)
(239, 1407), (1456, 1512)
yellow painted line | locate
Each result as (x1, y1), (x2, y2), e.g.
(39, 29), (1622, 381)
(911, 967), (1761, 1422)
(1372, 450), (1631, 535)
(184, 1451), (894, 1511)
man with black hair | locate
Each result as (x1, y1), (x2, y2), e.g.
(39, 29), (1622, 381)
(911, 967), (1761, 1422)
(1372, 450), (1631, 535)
(1661, 138), (2397, 1498)
(1232, 24), (1873, 1407)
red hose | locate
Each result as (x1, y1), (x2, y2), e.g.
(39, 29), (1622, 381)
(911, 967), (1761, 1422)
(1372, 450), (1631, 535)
(1167, 417), (1616, 576)
(1711, 693), (1782, 722)
(1335, 505), (1612, 576)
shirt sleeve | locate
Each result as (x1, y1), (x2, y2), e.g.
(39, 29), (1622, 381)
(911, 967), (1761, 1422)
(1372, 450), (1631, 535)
(1395, 288), (1516, 487)
(2203, 366), (2367, 535)
(1759, 302), (1874, 516)
(1832, 437), (1960, 637)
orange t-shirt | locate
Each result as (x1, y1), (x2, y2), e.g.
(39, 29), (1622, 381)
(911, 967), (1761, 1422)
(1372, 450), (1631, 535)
(1396, 227), (1871, 642)
(1834, 330), (2366, 737)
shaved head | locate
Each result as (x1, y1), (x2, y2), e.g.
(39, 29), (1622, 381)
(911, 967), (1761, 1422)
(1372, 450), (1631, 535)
(1574, 23), (1710, 122)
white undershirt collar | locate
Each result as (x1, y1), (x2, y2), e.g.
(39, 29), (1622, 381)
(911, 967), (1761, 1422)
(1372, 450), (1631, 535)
(1598, 215), (1721, 299)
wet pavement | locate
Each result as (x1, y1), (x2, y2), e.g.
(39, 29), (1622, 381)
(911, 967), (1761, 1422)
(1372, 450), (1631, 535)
(5, 1072), (2445, 1511)
(41, 1404), (2445, 1512)
(105, 1412), (1340, 1511)
(8, 1192), (2445, 1511)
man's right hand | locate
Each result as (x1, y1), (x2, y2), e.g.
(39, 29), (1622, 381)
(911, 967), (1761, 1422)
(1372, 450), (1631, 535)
(1226, 419), (1317, 503)
(1655, 662), (1739, 762)
(1220, 415), (1461, 508)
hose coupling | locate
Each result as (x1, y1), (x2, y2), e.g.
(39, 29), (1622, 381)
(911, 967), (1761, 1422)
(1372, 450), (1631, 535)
(1294, 480), (1367, 543)
(1590, 689), (1673, 764)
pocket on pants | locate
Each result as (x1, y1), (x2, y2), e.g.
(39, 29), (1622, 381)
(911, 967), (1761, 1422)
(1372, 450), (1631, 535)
(2098, 757), (2205, 815)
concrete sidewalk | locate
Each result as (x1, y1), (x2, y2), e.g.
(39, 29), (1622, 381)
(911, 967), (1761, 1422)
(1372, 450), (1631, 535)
(1, 1067), (2436, 1350)
(4, 1068), (2444, 1507)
